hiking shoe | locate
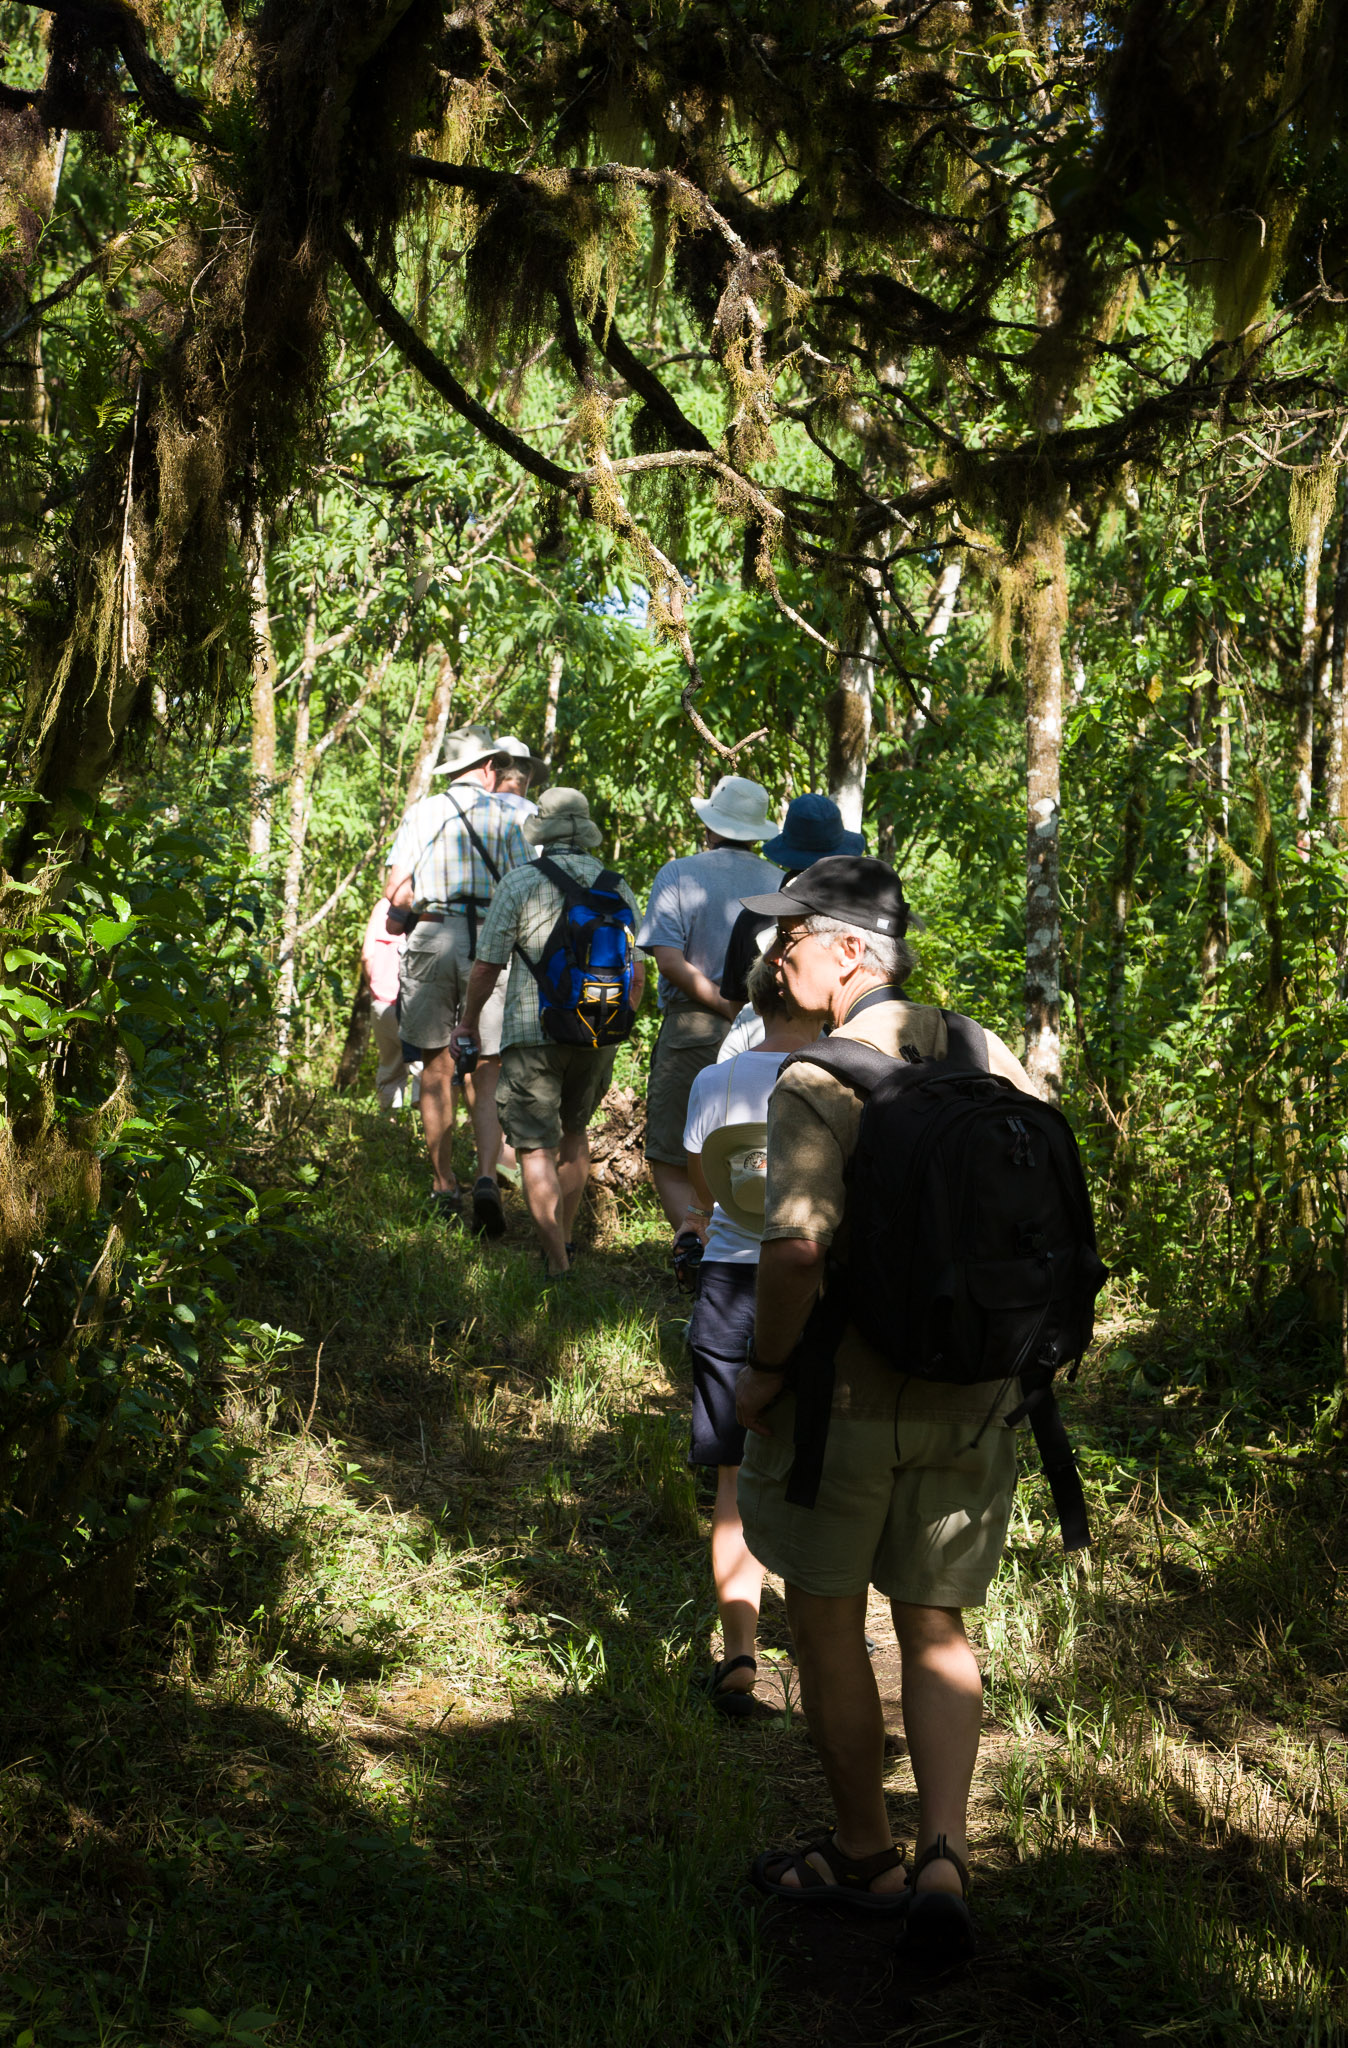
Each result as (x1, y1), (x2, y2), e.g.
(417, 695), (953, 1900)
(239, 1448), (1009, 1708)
(428, 1187), (463, 1226)
(471, 1176), (506, 1238)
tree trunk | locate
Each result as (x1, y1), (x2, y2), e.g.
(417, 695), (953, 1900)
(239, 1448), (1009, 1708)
(542, 648), (564, 767)
(827, 569), (881, 833)
(1328, 532), (1348, 832)
(333, 977), (374, 1092)
(1106, 737), (1147, 1101)
(1294, 494), (1328, 829)
(248, 513), (278, 862)
(1201, 622), (1231, 985)
(276, 591), (317, 1062)
(1022, 488), (1069, 1102)
(403, 644), (456, 809)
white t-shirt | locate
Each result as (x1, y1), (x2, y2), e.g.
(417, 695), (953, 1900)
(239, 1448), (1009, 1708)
(716, 1004), (764, 1059)
(683, 1048), (790, 1264)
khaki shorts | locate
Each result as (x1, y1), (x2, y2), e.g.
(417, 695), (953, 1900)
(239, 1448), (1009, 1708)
(644, 1014), (729, 1164)
(499, 1042), (616, 1153)
(398, 915), (504, 1058)
(738, 1380), (1017, 1608)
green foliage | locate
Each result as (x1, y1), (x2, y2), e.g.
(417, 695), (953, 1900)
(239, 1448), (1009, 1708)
(0, 800), (300, 1642)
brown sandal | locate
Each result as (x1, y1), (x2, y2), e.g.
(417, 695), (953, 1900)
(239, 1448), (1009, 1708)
(751, 1830), (907, 1915)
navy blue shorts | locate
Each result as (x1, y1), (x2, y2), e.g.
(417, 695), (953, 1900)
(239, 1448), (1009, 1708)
(687, 1261), (758, 1468)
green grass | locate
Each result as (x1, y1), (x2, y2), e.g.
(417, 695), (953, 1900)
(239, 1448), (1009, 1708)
(2, 1100), (1347, 2046)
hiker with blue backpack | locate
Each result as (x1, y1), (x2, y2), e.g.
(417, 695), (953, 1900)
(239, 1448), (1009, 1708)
(451, 788), (644, 1277)
(732, 856), (1105, 1966)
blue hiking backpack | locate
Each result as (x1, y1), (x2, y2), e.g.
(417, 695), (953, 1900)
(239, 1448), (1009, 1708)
(518, 858), (638, 1048)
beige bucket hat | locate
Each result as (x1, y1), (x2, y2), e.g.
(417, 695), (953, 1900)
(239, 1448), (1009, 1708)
(493, 733), (549, 780)
(523, 786), (603, 850)
(432, 724), (500, 778)
(692, 775), (773, 841)
(701, 1120), (770, 1236)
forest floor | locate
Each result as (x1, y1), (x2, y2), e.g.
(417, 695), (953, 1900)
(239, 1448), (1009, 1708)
(3, 1091), (1348, 2047)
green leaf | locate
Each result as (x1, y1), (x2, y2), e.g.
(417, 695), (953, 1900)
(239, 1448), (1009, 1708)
(89, 915), (137, 948)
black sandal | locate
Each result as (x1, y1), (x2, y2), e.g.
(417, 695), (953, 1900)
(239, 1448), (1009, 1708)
(899, 1835), (975, 1967)
(751, 1830), (907, 1915)
(699, 1654), (758, 1718)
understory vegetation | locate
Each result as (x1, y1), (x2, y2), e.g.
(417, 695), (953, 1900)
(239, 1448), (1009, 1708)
(2, 1105), (1345, 2048)
(7, 1), (1348, 2039)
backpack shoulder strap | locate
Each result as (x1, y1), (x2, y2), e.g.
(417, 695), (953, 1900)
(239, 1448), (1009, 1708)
(445, 790), (502, 887)
(941, 1010), (989, 1070)
(780, 1039), (899, 1096)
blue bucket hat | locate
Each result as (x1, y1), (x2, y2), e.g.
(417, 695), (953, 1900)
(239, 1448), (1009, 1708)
(762, 792), (865, 870)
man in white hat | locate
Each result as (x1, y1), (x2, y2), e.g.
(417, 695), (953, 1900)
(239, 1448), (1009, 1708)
(383, 725), (531, 1232)
(636, 774), (782, 1228)
(449, 788), (645, 1276)
(491, 735), (544, 821)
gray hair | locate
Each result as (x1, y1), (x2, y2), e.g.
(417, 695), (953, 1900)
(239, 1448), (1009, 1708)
(800, 912), (914, 986)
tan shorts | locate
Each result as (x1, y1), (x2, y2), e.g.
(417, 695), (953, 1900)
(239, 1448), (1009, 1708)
(644, 1015), (729, 1164)
(398, 915), (504, 1058)
(499, 1042), (616, 1153)
(738, 1380), (1017, 1608)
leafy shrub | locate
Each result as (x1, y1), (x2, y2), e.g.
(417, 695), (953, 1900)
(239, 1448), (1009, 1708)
(0, 799), (299, 1644)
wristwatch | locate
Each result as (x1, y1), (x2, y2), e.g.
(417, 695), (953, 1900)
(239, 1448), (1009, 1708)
(745, 1336), (786, 1375)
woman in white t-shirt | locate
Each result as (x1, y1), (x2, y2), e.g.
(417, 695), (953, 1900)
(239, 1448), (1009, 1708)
(680, 954), (822, 1715)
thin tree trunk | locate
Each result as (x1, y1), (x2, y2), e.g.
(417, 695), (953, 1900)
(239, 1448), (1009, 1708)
(1312, 546), (1338, 808)
(827, 568), (881, 834)
(248, 511), (277, 862)
(1201, 622), (1231, 985)
(330, 644), (455, 1090)
(542, 648), (564, 766)
(403, 644), (456, 808)
(1105, 739), (1147, 1102)
(1328, 533), (1348, 832)
(1022, 486), (1068, 1103)
(1295, 495), (1328, 829)
(276, 590), (317, 1062)
(333, 977), (374, 1092)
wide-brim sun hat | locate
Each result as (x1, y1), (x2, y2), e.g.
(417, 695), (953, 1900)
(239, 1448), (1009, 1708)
(762, 791), (865, 868)
(432, 724), (501, 778)
(701, 1120), (770, 1236)
(523, 786), (603, 849)
(691, 774), (774, 842)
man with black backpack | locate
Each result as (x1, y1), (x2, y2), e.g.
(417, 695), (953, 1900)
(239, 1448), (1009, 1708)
(732, 856), (1103, 1965)
(451, 788), (644, 1276)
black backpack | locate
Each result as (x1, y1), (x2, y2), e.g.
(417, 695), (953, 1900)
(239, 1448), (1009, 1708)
(780, 1011), (1107, 1551)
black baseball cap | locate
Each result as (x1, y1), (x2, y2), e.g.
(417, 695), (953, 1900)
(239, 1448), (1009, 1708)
(741, 855), (915, 938)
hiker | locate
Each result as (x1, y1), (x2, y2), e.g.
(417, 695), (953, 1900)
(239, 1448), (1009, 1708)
(681, 952), (823, 1714)
(731, 856), (1051, 1961)
(637, 775), (782, 1230)
(492, 734), (544, 822)
(359, 894), (420, 1111)
(384, 725), (531, 1234)
(450, 788), (644, 1276)
(719, 792), (864, 1012)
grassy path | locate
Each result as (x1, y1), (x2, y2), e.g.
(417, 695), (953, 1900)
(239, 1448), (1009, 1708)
(3, 1101), (1347, 2046)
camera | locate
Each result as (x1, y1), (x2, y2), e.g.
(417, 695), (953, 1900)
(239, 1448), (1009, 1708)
(453, 1033), (480, 1084)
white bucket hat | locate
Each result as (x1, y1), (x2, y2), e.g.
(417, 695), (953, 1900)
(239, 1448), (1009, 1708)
(692, 775), (773, 842)
(701, 1120), (770, 1236)
(432, 725), (500, 778)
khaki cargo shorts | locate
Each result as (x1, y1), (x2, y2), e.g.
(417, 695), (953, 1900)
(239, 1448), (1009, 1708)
(643, 1012), (729, 1165)
(498, 1042), (616, 1153)
(738, 1379), (1018, 1608)
(398, 915), (504, 1058)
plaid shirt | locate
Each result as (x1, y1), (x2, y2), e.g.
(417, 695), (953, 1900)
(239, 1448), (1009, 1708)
(388, 785), (531, 911)
(476, 851), (641, 1049)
